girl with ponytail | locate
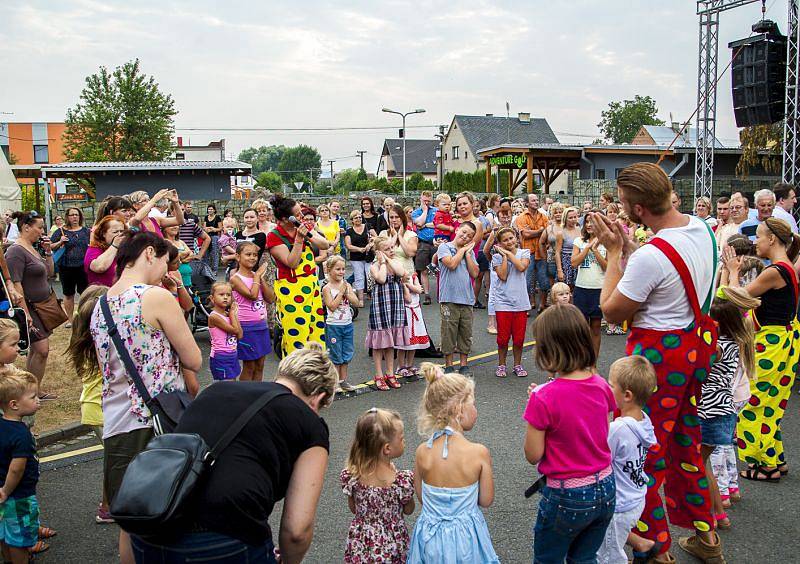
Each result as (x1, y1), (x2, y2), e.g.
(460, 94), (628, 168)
(721, 216), (800, 484)
(407, 363), (498, 563)
(700, 286), (761, 527)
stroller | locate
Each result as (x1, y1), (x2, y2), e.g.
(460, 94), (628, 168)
(188, 261), (216, 334)
(0, 276), (30, 354)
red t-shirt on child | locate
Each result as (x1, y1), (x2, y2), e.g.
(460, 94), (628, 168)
(433, 210), (455, 239)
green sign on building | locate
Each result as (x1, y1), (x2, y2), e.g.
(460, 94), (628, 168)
(488, 153), (527, 169)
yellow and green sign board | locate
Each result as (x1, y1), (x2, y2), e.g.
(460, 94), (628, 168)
(488, 153), (527, 168)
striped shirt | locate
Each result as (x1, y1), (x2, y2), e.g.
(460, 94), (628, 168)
(699, 337), (739, 419)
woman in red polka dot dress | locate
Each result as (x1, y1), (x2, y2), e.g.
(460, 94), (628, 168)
(267, 195), (331, 356)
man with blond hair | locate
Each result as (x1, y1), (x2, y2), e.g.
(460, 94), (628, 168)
(591, 162), (723, 563)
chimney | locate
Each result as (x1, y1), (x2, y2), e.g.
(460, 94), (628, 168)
(518, 112), (531, 123)
(177, 136), (183, 147)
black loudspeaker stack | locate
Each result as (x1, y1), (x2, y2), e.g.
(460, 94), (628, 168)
(729, 20), (787, 128)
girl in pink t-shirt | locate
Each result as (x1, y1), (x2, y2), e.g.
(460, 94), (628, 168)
(207, 282), (243, 381)
(230, 241), (275, 382)
(523, 304), (617, 562)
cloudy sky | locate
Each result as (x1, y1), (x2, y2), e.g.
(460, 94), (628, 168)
(0, 0), (790, 172)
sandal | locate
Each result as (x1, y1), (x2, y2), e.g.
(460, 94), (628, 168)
(714, 511), (731, 529)
(513, 365), (528, 378)
(631, 541), (664, 564)
(38, 392), (58, 401)
(29, 540), (49, 554)
(495, 365), (507, 378)
(777, 463), (789, 476)
(373, 375), (390, 391)
(38, 525), (57, 539)
(385, 373), (402, 389)
(729, 488), (741, 502)
(740, 465), (781, 482)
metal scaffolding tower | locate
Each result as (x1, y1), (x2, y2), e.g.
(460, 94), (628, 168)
(783, 1), (800, 185)
(694, 0), (800, 202)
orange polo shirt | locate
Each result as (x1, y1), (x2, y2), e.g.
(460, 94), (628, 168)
(516, 209), (548, 260)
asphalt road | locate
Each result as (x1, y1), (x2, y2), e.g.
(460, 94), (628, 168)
(34, 295), (800, 563)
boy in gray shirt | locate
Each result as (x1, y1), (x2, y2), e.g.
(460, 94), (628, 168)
(436, 222), (478, 374)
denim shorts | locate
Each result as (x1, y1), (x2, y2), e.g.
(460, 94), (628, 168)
(477, 252), (491, 272)
(573, 287), (602, 319)
(0, 495), (39, 548)
(326, 323), (354, 365)
(701, 413), (738, 446)
(534, 474), (616, 564)
(534, 259), (551, 293)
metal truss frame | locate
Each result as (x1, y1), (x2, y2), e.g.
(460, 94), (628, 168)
(694, 0), (800, 202)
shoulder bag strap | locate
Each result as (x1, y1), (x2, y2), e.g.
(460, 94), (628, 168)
(648, 237), (702, 322)
(208, 387), (290, 461)
(99, 295), (154, 406)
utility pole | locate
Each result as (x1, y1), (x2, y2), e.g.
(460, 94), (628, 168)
(356, 150), (367, 171)
(327, 160), (335, 192)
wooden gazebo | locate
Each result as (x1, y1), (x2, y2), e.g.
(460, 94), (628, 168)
(478, 144), (583, 195)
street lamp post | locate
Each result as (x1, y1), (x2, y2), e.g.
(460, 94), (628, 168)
(382, 107), (426, 196)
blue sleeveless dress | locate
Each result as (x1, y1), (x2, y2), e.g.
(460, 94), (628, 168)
(407, 428), (499, 564)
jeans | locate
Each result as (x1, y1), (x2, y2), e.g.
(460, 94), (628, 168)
(534, 259), (551, 293)
(203, 235), (220, 272)
(525, 258), (538, 295)
(533, 475), (616, 564)
(132, 531), (276, 563)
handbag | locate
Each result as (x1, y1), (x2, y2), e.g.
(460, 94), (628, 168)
(110, 386), (290, 536)
(99, 295), (192, 435)
(30, 290), (68, 331)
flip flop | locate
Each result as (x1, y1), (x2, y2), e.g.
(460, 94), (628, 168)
(632, 541), (664, 564)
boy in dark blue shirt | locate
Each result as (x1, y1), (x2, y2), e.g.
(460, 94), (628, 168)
(0, 368), (43, 563)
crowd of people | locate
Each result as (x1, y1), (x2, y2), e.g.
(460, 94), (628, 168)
(0, 162), (798, 563)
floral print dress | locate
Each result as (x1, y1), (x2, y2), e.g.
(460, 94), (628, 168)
(340, 468), (414, 563)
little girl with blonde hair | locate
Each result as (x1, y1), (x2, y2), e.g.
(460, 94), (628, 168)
(341, 408), (414, 563)
(407, 363), (498, 563)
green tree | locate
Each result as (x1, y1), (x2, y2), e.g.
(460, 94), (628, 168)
(598, 95), (665, 144)
(736, 122), (783, 178)
(238, 145), (286, 176)
(255, 171), (283, 192)
(278, 145), (322, 183)
(333, 168), (368, 194)
(63, 59), (177, 161)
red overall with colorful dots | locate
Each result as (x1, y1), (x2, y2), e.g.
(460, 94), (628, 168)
(625, 236), (718, 554)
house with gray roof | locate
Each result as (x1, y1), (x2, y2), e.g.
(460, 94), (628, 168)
(441, 113), (559, 175)
(377, 139), (439, 183)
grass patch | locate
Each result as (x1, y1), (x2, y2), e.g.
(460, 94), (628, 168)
(15, 326), (83, 434)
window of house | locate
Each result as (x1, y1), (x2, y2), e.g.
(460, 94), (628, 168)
(595, 169), (606, 180)
(1, 146), (9, 162)
(453, 146), (460, 159)
(614, 168), (625, 179)
(33, 145), (49, 164)
(174, 152), (185, 160)
(464, 151), (468, 159)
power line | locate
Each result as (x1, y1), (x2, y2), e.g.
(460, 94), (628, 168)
(174, 125), (441, 132)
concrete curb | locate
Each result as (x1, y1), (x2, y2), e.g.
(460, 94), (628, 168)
(37, 422), (91, 448)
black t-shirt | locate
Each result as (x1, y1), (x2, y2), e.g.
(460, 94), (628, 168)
(0, 418), (39, 499)
(52, 227), (90, 268)
(235, 231), (267, 264)
(346, 226), (374, 262)
(204, 215), (222, 233)
(176, 382), (329, 545)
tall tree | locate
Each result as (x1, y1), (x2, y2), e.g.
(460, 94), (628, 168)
(238, 145), (286, 176)
(332, 168), (367, 193)
(598, 95), (665, 144)
(736, 122), (783, 178)
(278, 145), (322, 183)
(63, 59), (177, 161)
(255, 171), (283, 192)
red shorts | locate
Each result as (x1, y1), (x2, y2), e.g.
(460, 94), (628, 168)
(495, 310), (527, 348)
